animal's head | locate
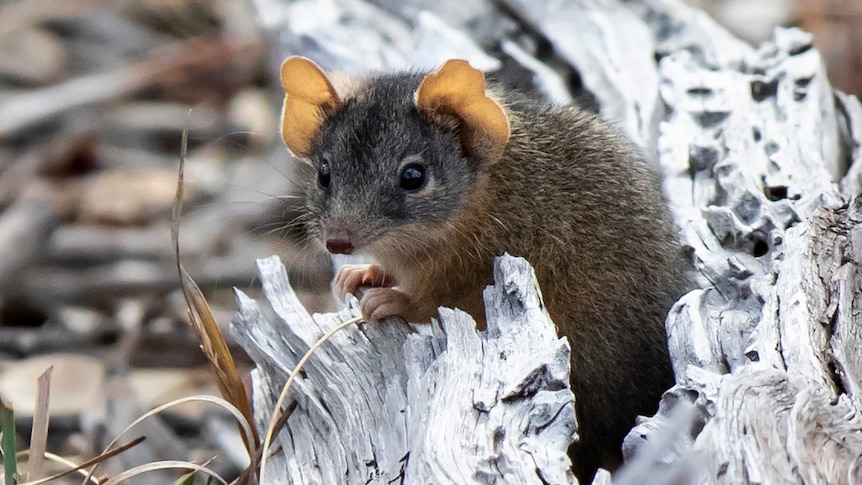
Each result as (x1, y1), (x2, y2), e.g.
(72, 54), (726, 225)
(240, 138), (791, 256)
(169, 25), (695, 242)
(279, 57), (510, 257)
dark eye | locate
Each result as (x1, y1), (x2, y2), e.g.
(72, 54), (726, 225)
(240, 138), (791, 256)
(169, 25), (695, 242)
(399, 163), (426, 192)
(317, 162), (331, 188)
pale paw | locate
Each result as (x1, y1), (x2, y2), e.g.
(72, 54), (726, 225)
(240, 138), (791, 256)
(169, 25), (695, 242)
(333, 264), (395, 301)
(360, 287), (414, 322)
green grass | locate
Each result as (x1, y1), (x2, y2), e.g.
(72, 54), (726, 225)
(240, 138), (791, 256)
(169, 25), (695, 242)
(1, 399), (17, 485)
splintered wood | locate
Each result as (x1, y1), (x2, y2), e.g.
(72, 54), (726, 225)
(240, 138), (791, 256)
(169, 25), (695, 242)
(232, 255), (576, 484)
(642, 23), (862, 485)
(235, 0), (862, 483)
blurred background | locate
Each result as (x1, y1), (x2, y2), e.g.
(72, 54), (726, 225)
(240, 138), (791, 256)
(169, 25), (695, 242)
(0, 0), (858, 482)
(695, 0), (862, 96)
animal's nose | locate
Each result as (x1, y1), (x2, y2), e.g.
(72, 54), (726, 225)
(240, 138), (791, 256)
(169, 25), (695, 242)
(326, 239), (354, 255)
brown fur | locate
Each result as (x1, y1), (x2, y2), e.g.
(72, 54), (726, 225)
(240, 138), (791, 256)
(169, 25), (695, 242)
(285, 62), (690, 483)
(370, 104), (688, 480)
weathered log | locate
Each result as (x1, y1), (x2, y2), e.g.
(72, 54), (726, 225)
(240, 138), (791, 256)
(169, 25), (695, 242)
(231, 254), (576, 484)
(629, 19), (862, 485)
(233, 0), (862, 483)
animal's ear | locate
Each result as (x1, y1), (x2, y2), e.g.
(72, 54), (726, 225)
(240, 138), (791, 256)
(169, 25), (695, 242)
(416, 60), (510, 164)
(280, 56), (341, 161)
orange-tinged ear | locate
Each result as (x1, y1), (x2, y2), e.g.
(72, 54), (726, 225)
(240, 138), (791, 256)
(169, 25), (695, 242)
(280, 56), (341, 161)
(416, 60), (510, 164)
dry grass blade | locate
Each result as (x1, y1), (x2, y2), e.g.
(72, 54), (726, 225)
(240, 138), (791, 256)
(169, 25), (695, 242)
(178, 269), (259, 448)
(17, 451), (101, 485)
(104, 396), (254, 462)
(173, 457), (216, 485)
(82, 395), (254, 484)
(18, 437), (145, 485)
(101, 460), (228, 485)
(27, 367), (52, 481)
(172, 120), (259, 453)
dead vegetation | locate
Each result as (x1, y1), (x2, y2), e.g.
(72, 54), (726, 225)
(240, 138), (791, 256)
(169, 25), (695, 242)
(0, 0), (333, 483)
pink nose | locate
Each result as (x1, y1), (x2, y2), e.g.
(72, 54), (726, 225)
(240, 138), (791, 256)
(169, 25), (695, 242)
(326, 239), (354, 255)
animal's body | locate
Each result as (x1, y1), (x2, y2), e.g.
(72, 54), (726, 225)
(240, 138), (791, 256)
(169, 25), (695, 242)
(279, 57), (689, 482)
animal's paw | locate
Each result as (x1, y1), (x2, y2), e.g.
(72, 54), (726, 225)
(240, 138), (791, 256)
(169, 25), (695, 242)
(333, 264), (395, 301)
(359, 287), (414, 322)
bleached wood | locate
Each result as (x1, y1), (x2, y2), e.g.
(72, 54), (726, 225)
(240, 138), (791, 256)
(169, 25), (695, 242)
(630, 6), (862, 485)
(231, 254), (576, 484)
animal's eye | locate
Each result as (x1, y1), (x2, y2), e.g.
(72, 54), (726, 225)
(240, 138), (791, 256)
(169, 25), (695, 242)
(317, 162), (331, 188)
(399, 163), (426, 192)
